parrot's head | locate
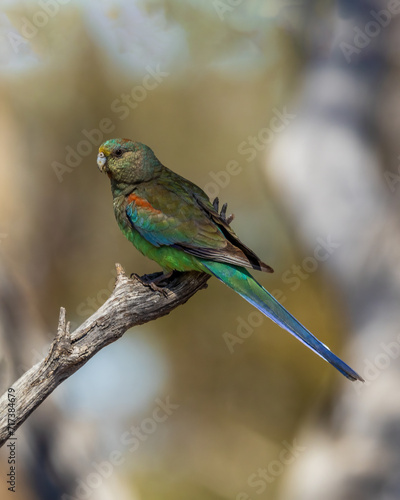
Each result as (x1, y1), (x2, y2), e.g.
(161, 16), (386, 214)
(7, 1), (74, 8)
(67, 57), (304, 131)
(97, 138), (161, 190)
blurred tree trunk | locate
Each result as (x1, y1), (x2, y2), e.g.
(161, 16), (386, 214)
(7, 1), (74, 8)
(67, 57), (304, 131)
(0, 260), (73, 499)
(269, 2), (400, 499)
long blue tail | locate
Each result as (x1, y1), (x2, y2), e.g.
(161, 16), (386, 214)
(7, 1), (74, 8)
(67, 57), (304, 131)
(201, 260), (363, 382)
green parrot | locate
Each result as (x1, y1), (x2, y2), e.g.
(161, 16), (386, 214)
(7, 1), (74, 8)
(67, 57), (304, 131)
(97, 138), (363, 382)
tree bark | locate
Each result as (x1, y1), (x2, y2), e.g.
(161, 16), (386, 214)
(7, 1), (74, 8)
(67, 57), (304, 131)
(0, 264), (209, 447)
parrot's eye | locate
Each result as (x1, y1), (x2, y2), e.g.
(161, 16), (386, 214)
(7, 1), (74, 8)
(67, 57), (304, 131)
(114, 148), (123, 157)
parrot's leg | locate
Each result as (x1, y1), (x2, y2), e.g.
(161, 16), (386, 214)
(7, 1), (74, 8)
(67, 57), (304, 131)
(131, 271), (174, 296)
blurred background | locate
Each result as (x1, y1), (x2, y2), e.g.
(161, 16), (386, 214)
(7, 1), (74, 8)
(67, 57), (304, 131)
(1, 0), (400, 498)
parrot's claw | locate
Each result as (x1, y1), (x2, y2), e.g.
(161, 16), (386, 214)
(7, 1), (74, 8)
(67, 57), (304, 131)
(132, 271), (173, 297)
(148, 281), (169, 297)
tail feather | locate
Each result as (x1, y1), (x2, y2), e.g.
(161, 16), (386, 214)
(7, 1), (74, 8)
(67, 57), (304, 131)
(202, 260), (363, 382)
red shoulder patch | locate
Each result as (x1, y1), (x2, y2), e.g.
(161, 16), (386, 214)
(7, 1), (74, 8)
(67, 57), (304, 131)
(127, 193), (161, 214)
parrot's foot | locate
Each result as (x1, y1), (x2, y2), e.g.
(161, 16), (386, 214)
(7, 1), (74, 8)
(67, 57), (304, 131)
(212, 197), (234, 225)
(131, 271), (174, 297)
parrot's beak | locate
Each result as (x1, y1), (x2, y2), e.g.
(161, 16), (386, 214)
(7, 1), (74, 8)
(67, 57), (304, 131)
(97, 151), (107, 172)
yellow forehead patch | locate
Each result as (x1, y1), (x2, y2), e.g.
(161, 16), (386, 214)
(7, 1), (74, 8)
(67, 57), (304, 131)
(99, 145), (111, 156)
(99, 138), (130, 156)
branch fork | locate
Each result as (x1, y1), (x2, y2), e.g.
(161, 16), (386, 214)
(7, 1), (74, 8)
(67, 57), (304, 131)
(0, 265), (210, 447)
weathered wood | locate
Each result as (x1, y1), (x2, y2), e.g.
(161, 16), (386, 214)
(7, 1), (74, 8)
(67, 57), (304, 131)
(0, 264), (209, 447)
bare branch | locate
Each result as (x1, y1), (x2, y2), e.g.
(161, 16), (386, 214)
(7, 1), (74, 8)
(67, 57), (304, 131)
(0, 265), (210, 447)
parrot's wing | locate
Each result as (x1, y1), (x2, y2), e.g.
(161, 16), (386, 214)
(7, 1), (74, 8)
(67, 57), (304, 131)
(125, 180), (273, 272)
(194, 196), (273, 273)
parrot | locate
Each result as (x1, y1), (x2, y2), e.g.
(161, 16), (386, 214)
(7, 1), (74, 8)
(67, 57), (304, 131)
(97, 138), (363, 382)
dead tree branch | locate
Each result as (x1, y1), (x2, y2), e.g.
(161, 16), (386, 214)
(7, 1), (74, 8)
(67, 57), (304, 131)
(0, 264), (209, 447)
